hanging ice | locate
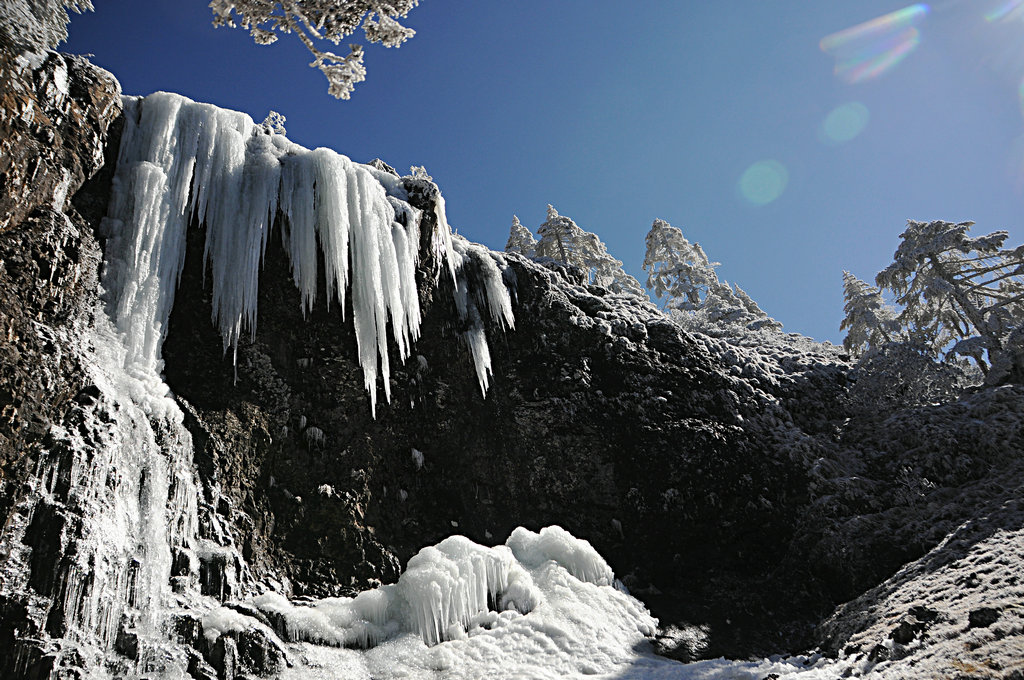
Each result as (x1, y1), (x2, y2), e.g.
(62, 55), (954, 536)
(448, 235), (517, 395)
(102, 91), (514, 416)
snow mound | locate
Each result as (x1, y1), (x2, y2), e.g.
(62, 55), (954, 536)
(101, 91), (514, 416)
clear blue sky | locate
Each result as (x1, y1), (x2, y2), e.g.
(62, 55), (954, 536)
(65, 1), (1024, 342)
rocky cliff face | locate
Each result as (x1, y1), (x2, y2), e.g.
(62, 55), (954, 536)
(2, 47), (1023, 680)
(0, 49), (124, 676)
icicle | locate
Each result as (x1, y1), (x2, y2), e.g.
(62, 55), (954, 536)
(447, 236), (517, 396)
(103, 91), (515, 416)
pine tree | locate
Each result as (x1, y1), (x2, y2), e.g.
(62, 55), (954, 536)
(533, 205), (646, 298)
(504, 215), (537, 258)
(875, 220), (1024, 381)
(535, 204), (587, 268)
(643, 218), (779, 331)
(0, 0), (92, 52)
(840, 271), (900, 357)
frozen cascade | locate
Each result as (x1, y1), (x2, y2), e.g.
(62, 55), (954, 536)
(0, 90), (526, 677)
(0, 231), (201, 675)
(103, 91), (515, 416)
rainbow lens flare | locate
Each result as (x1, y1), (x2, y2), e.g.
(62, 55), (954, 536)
(986, 0), (1024, 22)
(820, 4), (930, 83)
(738, 160), (789, 206)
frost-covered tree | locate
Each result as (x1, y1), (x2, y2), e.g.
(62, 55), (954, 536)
(840, 271), (900, 357)
(533, 205), (646, 297)
(643, 218), (780, 332)
(504, 215), (536, 258)
(210, 0), (420, 99)
(587, 232), (647, 298)
(0, 0), (92, 53)
(535, 204), (587, 268)
(839, 270), (977, 409)
(875, 220), (1024, 382)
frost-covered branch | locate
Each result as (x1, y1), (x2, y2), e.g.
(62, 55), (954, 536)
(210, 0), (420, 99)
(0, 0), (92, 52)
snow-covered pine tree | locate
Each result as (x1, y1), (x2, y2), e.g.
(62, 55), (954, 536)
(643, 218), (717, 311)
(505, 215), (537, 258)
(643, 218), (780, 332)
(533, 205), (647, 298)
(584, 232), (647, 297)
(840, 271), (900, 357)
(210, 0), (420, 99)
(875, 219), (1024, 383)
(535, 204), (586, 268)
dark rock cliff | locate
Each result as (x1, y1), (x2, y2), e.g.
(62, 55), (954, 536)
(0, 49), (120, 522)
(159, 182), (850, 655)
(2, 46), (1023, 679)
(0, 49), (122, 677)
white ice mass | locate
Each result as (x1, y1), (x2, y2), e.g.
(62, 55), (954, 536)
(205, 526), (661, 678)
(101, 91), (515, 415)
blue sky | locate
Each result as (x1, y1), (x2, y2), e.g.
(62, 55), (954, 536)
(65, 1), (1024, 342)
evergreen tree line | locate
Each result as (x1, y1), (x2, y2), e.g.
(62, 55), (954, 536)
(506, 210), (1024, 392)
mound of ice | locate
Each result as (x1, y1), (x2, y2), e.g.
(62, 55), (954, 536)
(506, 525), (614, 586)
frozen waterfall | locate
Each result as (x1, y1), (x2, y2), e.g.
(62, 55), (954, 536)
(101, 92), (515, 415)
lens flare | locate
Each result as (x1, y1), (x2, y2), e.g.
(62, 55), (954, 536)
(986, 0), (1024, 22)
(820, 4), (930, 83)
(820, 102), (870, 144)
(738, 160), (789, 206)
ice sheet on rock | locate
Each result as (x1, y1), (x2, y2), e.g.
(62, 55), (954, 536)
(104, 91), (511, 416)
(0, 299), (202, 675)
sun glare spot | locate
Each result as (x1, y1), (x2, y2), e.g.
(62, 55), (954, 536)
(820, 102), (870, 144)
(820, 4), (930, 83)
(738, 161), (789, 206)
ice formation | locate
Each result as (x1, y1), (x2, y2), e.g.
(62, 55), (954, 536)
(0, 255), (201, 673)
(203, 526), (661, 676)
(102, 91), (515, 415)
(448, 236), (517, 394)
(198, 526), (851, 679)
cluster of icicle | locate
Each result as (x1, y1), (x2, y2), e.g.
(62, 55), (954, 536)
(101, 91), (514, 415)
